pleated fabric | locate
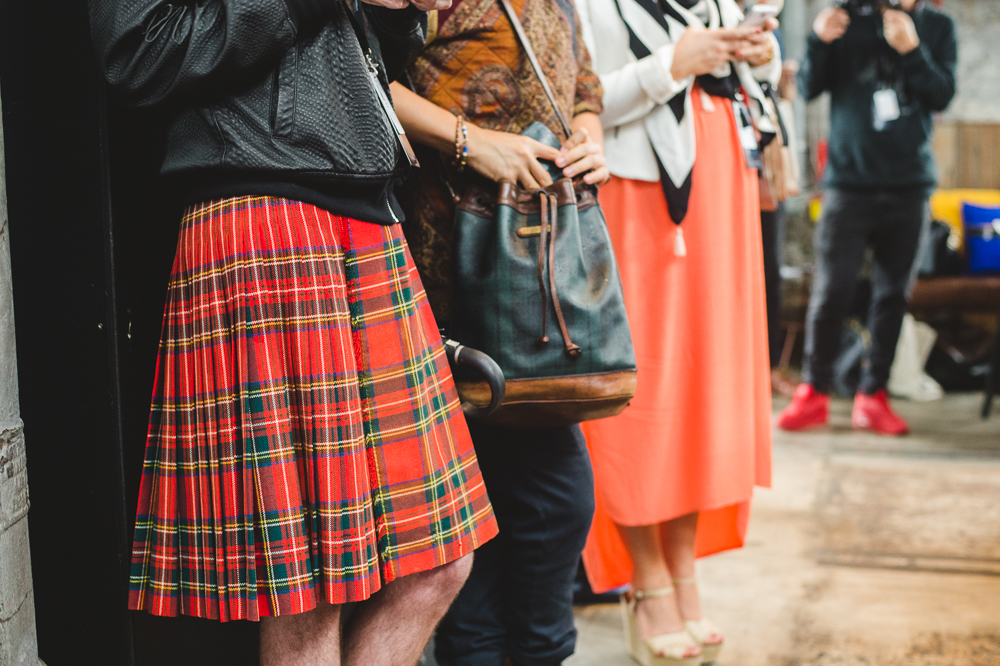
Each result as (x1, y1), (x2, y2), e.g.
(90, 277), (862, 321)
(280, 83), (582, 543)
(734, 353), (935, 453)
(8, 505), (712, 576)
(128, 196), (497, 620)
(582, 87), (772, 593)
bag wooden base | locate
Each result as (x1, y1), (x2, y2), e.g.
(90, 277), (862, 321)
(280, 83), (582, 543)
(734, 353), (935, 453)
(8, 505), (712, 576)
(457, 370), (637, 428)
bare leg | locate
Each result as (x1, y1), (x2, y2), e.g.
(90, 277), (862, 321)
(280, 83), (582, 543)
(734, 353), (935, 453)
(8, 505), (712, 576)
(617, 523), (684, 639)
(660, 512), (701, 621)
(260, 602), (342, 666)
(259, 554), (473, 666)
(343, 553), (474, 666)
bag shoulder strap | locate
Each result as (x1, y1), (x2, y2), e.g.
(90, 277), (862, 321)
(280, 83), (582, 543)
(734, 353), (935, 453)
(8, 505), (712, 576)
(343, 2), (375, 73)
(497, 0), (572, 139)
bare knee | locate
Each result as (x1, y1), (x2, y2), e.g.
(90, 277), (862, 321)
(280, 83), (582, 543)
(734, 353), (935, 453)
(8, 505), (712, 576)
(448, 552), (475, 587)
(409, 552), (474, 604)
(431, 553), (474, 598)
(374, 553), (473, 613)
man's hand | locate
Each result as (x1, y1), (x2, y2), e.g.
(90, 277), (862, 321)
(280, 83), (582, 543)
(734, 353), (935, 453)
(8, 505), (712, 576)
(362, 0), (452, 10)
(410, 0), (452, 10)
(882, 9), (919, 55)
(812, 7), (850, 43)
(361, 0), (408, 8)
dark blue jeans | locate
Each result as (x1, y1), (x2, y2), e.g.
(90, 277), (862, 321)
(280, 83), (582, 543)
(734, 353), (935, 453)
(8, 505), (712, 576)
(761, 204), (786, 368)
(434, 423), (595, 666)
(803, 188), (927, 394)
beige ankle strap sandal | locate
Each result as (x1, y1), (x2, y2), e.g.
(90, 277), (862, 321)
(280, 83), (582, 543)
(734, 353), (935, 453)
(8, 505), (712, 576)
(629, 586), (675, 602)
(670, 578), (724, 664)
(684, 619), (723, 664)
(621, 587), (702, 666)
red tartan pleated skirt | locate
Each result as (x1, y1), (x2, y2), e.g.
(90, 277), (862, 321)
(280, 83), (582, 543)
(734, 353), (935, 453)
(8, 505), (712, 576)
(128, 196), (498, 621)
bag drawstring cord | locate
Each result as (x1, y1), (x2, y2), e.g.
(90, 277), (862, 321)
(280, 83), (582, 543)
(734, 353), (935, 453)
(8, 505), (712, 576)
(536, 191), (582, 358)
(537, 192), (551, 345)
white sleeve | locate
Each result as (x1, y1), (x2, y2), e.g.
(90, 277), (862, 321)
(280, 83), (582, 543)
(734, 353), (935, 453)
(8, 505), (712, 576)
(599, 44), (693, 128)
(577, 0), (693, 128)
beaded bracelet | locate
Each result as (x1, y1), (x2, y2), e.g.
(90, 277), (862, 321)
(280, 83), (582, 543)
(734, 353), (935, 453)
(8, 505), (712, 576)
(454, 116), (469, 172)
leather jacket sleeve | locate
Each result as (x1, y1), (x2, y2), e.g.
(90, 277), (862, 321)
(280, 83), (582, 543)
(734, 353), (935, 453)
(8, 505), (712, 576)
(89, 0), (338, 108)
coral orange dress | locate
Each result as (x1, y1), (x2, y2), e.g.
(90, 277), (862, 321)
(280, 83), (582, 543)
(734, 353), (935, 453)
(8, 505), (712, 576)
(582, 86), (773, 593)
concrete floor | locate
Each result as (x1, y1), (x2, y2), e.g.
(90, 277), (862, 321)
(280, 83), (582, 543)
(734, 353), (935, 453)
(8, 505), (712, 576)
(566, 393), (1000, 666)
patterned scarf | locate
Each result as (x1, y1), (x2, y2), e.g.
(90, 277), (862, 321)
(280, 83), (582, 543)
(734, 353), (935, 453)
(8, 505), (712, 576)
(613, 0), (745, 224)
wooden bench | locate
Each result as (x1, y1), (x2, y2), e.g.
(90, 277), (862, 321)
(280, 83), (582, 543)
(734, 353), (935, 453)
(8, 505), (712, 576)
(910, 276), (1000, 418)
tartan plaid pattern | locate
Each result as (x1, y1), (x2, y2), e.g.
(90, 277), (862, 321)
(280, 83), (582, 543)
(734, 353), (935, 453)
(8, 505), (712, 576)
(128, 197), (497, 621)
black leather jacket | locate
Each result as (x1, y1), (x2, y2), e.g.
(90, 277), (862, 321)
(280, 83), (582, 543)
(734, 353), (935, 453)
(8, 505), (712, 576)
(89, 0), (426, 224)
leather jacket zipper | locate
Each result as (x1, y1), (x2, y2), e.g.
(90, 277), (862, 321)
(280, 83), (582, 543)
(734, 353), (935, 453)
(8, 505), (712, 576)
(386, 194), (400, 223)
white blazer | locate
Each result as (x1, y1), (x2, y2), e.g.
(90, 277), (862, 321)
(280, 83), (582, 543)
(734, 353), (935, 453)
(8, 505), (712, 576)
(577, 0), (782, 184)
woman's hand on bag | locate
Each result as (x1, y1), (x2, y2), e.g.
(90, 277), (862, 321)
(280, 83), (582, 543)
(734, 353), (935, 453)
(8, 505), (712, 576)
(556, 127), (610, 186)
(466, 124), (563, 190)
(670, 25), (769, 80)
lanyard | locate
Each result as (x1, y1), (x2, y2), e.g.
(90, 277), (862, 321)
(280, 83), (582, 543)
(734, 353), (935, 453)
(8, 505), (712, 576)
(342, 0), (420, 167)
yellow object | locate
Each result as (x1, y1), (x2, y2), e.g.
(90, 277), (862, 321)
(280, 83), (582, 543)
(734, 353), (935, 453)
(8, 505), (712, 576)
(929, 189), (1000, 251)
(809, 196), (823, 222)
(812, 189), (1000, 248)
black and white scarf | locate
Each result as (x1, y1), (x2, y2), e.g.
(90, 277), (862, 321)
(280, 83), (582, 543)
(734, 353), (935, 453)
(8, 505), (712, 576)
(611, 0), (774, 227)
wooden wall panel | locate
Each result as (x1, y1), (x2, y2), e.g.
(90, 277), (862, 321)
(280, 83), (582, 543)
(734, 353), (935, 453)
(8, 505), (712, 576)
(933, 120), (959, 188)
(934, 120), (1000, 189)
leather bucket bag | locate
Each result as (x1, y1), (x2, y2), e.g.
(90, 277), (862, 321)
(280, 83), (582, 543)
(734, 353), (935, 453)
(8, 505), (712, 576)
(448, 0), (637, 428)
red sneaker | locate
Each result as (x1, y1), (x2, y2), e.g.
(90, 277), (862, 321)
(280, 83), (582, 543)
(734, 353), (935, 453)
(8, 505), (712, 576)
(775, 384), (829, 431)
(852, 390), (909, 435)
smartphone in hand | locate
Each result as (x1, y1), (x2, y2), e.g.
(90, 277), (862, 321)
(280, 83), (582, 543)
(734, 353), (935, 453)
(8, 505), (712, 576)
(740, 4), (779, 28)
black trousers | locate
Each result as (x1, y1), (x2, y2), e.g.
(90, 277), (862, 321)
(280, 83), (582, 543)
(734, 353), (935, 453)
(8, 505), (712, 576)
(434, 423), (595, 666)
(761, 204), (786, 368)
(803, 188), (927, 394)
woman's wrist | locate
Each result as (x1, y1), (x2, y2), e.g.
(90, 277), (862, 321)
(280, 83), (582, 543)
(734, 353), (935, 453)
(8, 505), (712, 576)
(670, 60), (692, 82)
(389, 82), (465, 154)
(461, 124), (494, 178)
(746, 38), (775, 67)
(463, 122), (481, 161)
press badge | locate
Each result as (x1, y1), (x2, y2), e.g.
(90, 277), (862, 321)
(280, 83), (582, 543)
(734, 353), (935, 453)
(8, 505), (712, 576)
(872, 88), (901, 131)
(733, 100), (763, 170)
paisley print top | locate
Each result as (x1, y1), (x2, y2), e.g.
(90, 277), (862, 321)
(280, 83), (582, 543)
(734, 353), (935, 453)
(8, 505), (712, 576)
(400, 0), (604, 324)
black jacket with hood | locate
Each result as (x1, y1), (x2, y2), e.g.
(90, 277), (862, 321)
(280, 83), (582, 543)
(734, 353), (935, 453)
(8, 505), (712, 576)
(799, 2), (956, 193)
